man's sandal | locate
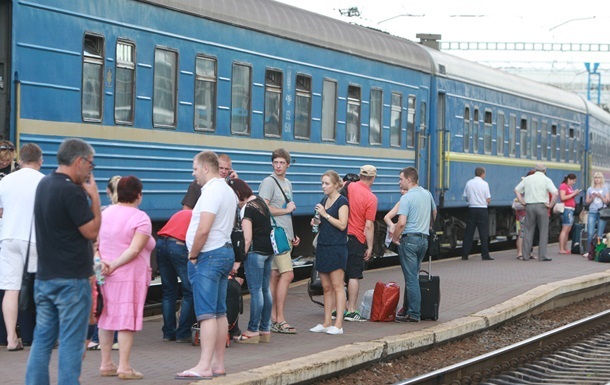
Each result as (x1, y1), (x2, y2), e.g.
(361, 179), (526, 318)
(275, 321), (297, 334)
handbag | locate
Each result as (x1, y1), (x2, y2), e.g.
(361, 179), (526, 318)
(370, 281), (400, 322)
(231, 206), (247, 262)
(599, 207), (610, 219)
(19, 222), (35, 313)
(511, 199), (525, 211)
(553, 202), (565, 214)
(270, 218), (291, 255)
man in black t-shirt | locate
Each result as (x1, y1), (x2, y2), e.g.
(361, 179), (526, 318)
(26, 138), (101, 385)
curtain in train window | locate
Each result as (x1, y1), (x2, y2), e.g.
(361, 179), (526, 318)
(463, 107), (470, 152)
(231, 64), (251, 135)
(115, 41), (135, 124)
(559, 124), (566, 161)
(294, 75), (311, 139)
(568, 127), (575, 163)
(153, 48), (177, 127)
(530, 120), (538, 160)
(520, 118), (528, 158)
(407, 95), (416, 148)
(264, 69), (282, 137)
(194, 56), (217, 131)
(390, 92), (401, 147)
(541, 122), (548, 159)
(551, 124), (558, 160)
(473, 108), (479, 153)
(322, 80), (337, 141)
(509, 115), (517, 156)
(369, 89), (382, 145)
(484, 111), (492, 154)
(497, 113), (504, 156)
(82, 34), (104, 122)
(347, 85), (361, 144)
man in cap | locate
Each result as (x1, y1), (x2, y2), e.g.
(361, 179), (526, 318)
(343, 165), (378, 322)
(514, 163), (558, 262)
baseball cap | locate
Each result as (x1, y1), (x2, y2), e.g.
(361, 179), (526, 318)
(360, 165), (377, 177)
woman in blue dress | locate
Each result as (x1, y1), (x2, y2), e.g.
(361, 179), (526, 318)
(309, 170), (349, 335)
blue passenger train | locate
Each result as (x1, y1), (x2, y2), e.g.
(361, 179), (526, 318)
(2, 0), (609, 253)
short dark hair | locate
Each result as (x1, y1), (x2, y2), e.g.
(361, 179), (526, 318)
(19, 143), (42, 164)
(475, 167), (485, 177)
(57, 138), (94, 166)
(195, 151), (219, 172)
(117, 176), (143, 204)
(228, 178), (252, 201)
(271, 148), (291, 165)
(401, 167), (419, 184)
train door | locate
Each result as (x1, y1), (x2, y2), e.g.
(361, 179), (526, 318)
(416, 99), (430, 188)
(0, 0), (11, 140)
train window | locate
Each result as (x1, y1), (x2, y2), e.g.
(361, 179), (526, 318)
(473, 108), (479, 153)
(194, 56), (217, 132)
(550, 124), (558, 160)
(322, 79), (337, 141)
(82, 33), (104, 122)
(520, 118), (528, 158)
(407, 96), (416, 148)
(568, 127), (575, 163)
(497, 112), (505, 156)
(346, 85), (361, 144)
(295, 74), (312, 139)
(153, 47), (178, 128)
(530, 120), (538, 160)
(369, 88), (382, 145)
(231, 63), (251, 135)
(483, 111), (492, 154)
(419, 101), (427, 134)
(264, 69), (282, 138)
(390, 92), (402, 147)
(559, 124), (566, 161)
(541, 122), (548, 159)
(463, 107), (470, 152)
(509, 115), (517, 157)
(115, 40), (135, 125)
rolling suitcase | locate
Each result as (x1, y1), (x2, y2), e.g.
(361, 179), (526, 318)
(419, 253), (440, 321)
(571, 223), (585, 255)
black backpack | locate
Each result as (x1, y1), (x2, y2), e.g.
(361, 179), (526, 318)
(340, 173), (360, 199)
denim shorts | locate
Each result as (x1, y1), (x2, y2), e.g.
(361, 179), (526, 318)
(562, 208), (574, 226)
(188, 243), (234, 321)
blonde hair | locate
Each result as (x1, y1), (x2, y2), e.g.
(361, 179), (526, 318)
(592, 172), (605, 188)
(322, 170), (343, 190)
(107, 175), (121, 204)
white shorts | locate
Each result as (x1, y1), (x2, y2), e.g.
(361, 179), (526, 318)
(0, 239), (38, 290)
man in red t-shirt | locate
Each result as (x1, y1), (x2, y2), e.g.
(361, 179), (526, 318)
(343, 165), (378, 322)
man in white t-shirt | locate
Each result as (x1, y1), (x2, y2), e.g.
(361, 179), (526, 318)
(178, 151), (237, 380)
(0, 143), (45, 350)
(461, 167), (493, 261)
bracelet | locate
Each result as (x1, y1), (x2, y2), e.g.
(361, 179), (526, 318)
(189, 255), (198, 261)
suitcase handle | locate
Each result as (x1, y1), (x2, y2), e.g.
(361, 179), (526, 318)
(419, 269), (432, 279)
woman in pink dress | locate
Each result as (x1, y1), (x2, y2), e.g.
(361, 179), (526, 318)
(97, 176), (154, 380)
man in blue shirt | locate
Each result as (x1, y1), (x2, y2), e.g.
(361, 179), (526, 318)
(391, 167), (436, 323)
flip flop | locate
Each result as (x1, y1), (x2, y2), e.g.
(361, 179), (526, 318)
(234, 333), (260, 343)
(275, 321), (297, 334)
(558, 250), (570, 254)
(175, 370), (212, 380)
(7, 342), (24, 351)
(117, 369), (143, 380)
(100, 367), (118, 377)
(212, 372), (226, 377)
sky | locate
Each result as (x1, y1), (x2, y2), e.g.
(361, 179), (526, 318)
(275, 0), (610, 106)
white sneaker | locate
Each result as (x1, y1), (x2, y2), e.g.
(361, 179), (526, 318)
(326, 326), (343, 335)
(309, 324), (329, 333)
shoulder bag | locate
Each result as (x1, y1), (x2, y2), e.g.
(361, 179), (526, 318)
(553, 202), (565, 214)
(262, 201), (291, 255)
(231, 205), (247, 262)
(599, 207), (610, 219)
(19, 221), (35, 313)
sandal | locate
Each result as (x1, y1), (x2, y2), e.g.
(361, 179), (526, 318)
(274, 321), (297, 334)
(234, 333), (260, 343)
(517, 255), (523, 260)
(117, 368), (143, 380)
(100, 366), (118, 377)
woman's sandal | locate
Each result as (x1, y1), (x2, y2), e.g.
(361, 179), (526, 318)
(259, 332), (271, 343)
(100, 366), (119, 377)
(117, 368), (144, 380)
(275, 321), (297, 334)
(234, 333), (260, 343)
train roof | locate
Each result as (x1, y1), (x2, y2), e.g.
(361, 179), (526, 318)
(140, 0), (434, 73)
(586, 99), (610, 125)
(419, 45), (587, 113)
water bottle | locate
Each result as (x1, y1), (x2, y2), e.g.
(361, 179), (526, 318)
(312, 211), (321, 233)
(94, 256), (105, 285)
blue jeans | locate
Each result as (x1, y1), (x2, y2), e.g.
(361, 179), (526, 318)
(26, 278), (91, 385)
(398, 235), (428, 320)
(188, 243), (234, 321)
(244, 252), (273, 333)
(588, 211), (607, 247)
(157, 237), (195, 340)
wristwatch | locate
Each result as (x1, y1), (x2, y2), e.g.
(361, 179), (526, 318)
(325, 214), (331, 220)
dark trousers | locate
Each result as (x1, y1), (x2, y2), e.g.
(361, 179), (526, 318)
(462, 208), (490, 259)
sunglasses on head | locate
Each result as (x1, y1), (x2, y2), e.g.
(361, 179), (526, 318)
(0, 146), (15, 151)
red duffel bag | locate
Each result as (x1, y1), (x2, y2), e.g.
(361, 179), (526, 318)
(370, 282), (400, 322)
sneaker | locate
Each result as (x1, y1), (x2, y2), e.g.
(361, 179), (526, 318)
(331, 310), (347, 320)
(395, 314), (420, 323)
(87, 342), (100, 350)
(309, 324), (329, 333)
(326, 326), (343, 335)
(111, 342), (119, 350)
(344, 311), (366, 322)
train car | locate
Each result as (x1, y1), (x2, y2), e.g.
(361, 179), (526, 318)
(585, 100), (610, 186)
(2, 0), (609, 257)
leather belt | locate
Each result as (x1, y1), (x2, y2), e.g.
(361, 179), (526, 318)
(162, 236), (185, 245)
(402, 233), (427, 239)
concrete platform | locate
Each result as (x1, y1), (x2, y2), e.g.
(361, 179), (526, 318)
(2, 243), (610, 385)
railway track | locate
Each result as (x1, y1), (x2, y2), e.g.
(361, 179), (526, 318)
(395, 309), (610, 385)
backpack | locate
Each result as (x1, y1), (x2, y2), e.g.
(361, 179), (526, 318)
(340, 173), (360, 199)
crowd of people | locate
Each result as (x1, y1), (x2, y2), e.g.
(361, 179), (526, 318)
(0, 136), (604, 382)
